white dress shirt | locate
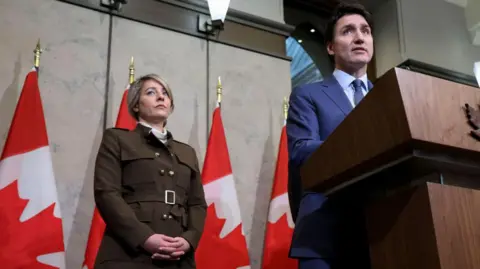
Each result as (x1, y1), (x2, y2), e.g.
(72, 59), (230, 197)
(332, 69), (369, 108)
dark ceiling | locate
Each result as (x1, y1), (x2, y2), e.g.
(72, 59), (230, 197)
(284, 0), (339, 15)
(284, 0), (382, 16)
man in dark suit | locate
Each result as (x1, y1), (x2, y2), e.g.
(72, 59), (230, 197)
(286, 3), (375, 269)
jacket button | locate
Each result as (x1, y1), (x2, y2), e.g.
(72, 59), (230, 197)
(162, 214), (168, 219)
(155, 152), (160, 157)
(168, 215), (172, 219)
(160, 169), (165, 175)
(169, 170), (175, 176)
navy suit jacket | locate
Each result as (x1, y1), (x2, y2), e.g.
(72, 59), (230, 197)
(286, 75), (373, 259)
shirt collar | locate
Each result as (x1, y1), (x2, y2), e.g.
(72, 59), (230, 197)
(333, 69), (368, 90)
(138, 121), (168, 142)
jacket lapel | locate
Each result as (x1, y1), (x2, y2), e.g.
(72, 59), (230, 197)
(321, 76), (353, 115)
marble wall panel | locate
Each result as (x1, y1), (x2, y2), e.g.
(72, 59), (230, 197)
(107, 17), (208, 166)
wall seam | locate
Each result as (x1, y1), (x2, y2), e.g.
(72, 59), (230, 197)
(395, 0), (407, 60)
(103, 14), (113, 130)
(206, 39), (210, 145)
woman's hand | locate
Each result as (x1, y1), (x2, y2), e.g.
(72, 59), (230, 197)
(150, 236), (191, 260)
(172, 237), (190, 252)
(143, 234), (183, 258)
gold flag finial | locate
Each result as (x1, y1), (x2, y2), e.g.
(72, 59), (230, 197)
(283, 96), (289, 121)
(216, 76), (222, 104)
(34, 39), (42, 68)
(129, 56), (135, 84)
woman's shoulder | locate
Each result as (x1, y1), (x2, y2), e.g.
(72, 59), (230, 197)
(170, 139), (199, 168)
(102, 127), (130, 138)
(170, 139), (196, 155)
(101, 127), (142, 145)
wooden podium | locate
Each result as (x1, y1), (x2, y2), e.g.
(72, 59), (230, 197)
(301, 67), (480, 269)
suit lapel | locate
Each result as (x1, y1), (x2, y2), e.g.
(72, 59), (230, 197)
(321, 76), (353, 115)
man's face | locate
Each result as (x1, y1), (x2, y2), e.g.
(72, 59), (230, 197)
(327, 14), (373, 70)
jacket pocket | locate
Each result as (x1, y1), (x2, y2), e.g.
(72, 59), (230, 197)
(120, 147), (156, 161)
(121, 150), (157, 185)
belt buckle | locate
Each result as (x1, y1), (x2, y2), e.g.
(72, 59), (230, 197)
(165, 190), (176, 205)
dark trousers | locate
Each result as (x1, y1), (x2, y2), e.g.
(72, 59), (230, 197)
(298, 258), (331, 269)
(290, 192), (371, 269)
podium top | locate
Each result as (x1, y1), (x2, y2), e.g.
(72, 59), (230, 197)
(301, 67), (480, 193)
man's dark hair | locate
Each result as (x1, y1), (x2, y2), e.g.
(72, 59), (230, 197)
(324, 2), (373, 46)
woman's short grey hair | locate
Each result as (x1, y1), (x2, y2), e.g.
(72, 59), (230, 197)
(127, 73), (174, 121)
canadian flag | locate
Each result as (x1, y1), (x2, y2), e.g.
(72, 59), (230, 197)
(0, 68), (66, 268)
(82, 85), (136, 269)
(261, 125), (297, 269)
(195, 106), (250, 269)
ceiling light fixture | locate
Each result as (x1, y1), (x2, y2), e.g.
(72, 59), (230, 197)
(198, 0), (231, 35)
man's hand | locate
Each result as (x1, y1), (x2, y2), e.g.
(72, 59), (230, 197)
(151, 237), (191, 260)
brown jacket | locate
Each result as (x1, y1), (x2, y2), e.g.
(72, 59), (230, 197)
(93, 124), (207, 269)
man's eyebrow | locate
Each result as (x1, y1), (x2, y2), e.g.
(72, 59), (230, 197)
(339, 23), (371, 32)
(340, 24), (355, 30)
(360, 23), (371, 28)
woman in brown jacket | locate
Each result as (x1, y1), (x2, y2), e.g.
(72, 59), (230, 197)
(93, 74), (207, 269)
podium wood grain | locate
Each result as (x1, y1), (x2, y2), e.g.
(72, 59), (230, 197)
(366, 182), (480, 269)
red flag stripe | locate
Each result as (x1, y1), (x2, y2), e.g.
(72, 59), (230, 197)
(201, 107), (233, 185)
(269, 126), (288, 199)
(114, 87), (137, 129)
(261, 125), (297, 269)
(0, 67), (65, 268)
(1, 69), (48, 160)
(195, 106), (251, 268)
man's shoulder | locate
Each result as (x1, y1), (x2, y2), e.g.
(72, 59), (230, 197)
(291, 77), (335, 98)
(294, 80), (323, 91)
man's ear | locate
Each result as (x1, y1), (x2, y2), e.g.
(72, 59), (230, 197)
(326, 42), (335, 56)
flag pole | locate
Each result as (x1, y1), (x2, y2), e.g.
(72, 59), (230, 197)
(216, 76), (222, 108)
(34, 39), (42, 70)
(129, 56), (135, 84)
(283, 96), (289, 126)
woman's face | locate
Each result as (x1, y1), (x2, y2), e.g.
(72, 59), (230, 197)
(135, 79), (172, 123)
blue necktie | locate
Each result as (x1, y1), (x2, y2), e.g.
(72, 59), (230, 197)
(352, 79), (364, 106)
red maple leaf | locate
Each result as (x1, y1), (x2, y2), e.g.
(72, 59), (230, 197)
(262, 214), (297, 269)
(195, 203), (250, 268)
(0, 180), (64, 268)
